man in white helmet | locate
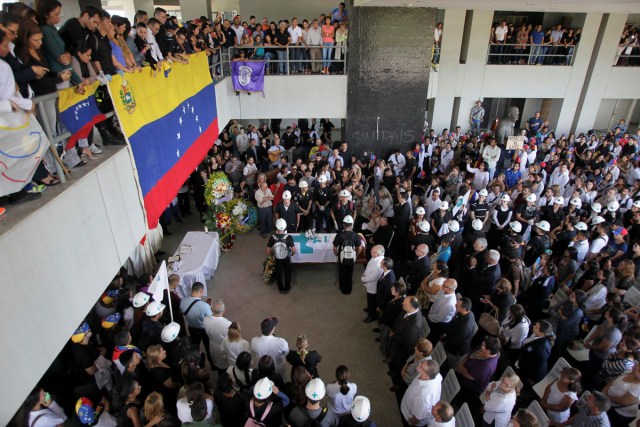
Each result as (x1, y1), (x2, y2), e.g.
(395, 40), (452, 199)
(274, 190), (301, 233)
(333, 215), (363, 294)
(267, 218), (296, 293)
(314, 175), (332, 232)
(331, 189), (355, 231)
(294, 180), (313, 232)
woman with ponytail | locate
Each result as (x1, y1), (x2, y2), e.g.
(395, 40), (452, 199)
(325, 365), (358, 421)
(286, 334), (322, 380)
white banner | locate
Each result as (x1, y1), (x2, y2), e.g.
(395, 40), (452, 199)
(290, 233), (338, 264)
(0, 111), (50, 197)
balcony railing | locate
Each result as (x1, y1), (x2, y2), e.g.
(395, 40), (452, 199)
(486, 43), (577, 66)
(209, 44), (347, 78)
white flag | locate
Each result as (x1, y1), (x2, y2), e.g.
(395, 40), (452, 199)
(148, 261), (169, 302)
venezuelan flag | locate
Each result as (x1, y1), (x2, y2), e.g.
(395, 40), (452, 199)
(108, 53), (218, 228)
(58, 81), (106, 150)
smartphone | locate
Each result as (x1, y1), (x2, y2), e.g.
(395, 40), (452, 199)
(44, 392), (51, 404)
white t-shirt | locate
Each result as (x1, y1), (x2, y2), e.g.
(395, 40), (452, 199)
(588, 235), (609, 255)
(251, 334), (289, 377)
(28, 402), (67, 427)
(607, 375), (640, 418)
(176, 397), (214, 423)
(482, 382), (516, 427)
(203, 315), (232, 369)
(288, 25), (303, 44)
(495, 26), (508, 42)
(325, 382), (358, 415)
(221, 337), (250, 367)
(545, 381), (577, 423)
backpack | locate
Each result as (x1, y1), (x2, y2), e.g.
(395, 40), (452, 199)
(244, 401), (273, 427)
(339, 233), (357, 266)
(272, 234), (290, 260)
(303, 406), (328, 427)
(540, 234), (551, 251)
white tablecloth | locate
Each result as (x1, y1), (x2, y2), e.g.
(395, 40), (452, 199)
(171, 232), (220, 297)
(289, 233), (337, 263)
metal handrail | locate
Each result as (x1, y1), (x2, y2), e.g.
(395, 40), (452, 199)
(486, 41), (578, 65)
(209, 44), (347, 77)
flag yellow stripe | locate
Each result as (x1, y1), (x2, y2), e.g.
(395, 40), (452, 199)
(108, 53), (212, 136)
(57, 81), (101, 112)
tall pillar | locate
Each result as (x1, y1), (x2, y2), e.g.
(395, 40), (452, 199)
(131, 0), (156, 18)
(179, 0), (212, 21)
(345, 6), (435, 155)
(456, 10), (494, 133)
(430, 9), (466, 132)
(554, 12), (603, 134)
(574, 13), (628, 132)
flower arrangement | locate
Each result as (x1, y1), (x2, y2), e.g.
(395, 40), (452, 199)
(226, 199), (258, 234)
(263, 253), (276, 284)
(204, 172), (233, 206)
(220, 233), (236, 252)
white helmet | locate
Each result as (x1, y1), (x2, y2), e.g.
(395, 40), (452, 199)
(448, 220), (460, 232)
(478, 189), (488, 197)
(339, 190), (350, 198)
(351, 396), (371, 422)
(554, 196), (565, 205)
(608, 201), (620, 212)
(415, 207), (426, 215)
(418, 220), (430, 233)
(275, 218), (287, 231)
(132, 292), (150, 308)
(318, 175), (328, 183)
(633, 200), (640, 209)
(575, 222), (588, 231)
(591, 202), (602, 213)
(472, 219), (483, 231)
(161, 322), (181, 343)
(592, 215), (606, 225)
(570, 197), (582, 208)
(282, 190), (292, 200)
(305, 378), (326, 400)
(299, 180), (309, 188)
(501, 194), (511, 202)
(509, 221), (522, 233)
(146, 301), (166, 317)
(253, 377), (273, 399)
(343, 215), (354, 224)
(439, 201), (449, 210)
(526, 193), (537, 202)
(535, 220), (551, 232)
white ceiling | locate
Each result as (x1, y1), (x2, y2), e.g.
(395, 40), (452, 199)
(354, 0), (640, 14)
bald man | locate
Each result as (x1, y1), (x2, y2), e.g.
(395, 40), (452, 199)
(405, 243), (432, 295)
(431, 401), (455, 426)
(427, 278), (458, 342)
(390, 296), (425, 374)
(362, 245), (385, 323)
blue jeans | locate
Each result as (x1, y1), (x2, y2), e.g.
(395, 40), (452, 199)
(290, 46), (302, 72)
(258, 206), (273, 235)
(276, 50), (288, 74)
(322, 42), (334, 68)
(471, 120), (481, 135)
(565, 46), (575, 65)
(529, 45), (542, 64)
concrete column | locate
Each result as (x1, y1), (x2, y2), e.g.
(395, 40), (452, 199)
(554, 12), (603, 134)
(430, 8), (466, 132)
(179, 0), (212, 21)
(574, 13), (629, 132)
(131, 0), (156, 19)
(455, 10), (494, 133)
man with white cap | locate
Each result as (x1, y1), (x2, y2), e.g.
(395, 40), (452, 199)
(541, 196), (566, 232)
(268, 218), (296, 293)
(400, 359), (442, 426)
(289, 378), (328, 426)
(275, 190), (301, 233)
(246, 376), (290, 426)
(362, 245), (385, 323)
(331, 189), (356, 231)
(251, 318), (290, 378)
(514, 193), (539, 230)
(430, 201), (452, 238)
(523, 220), (551, 266)
(333, 215), (363, 294)
(469, 189), (490, 228)
(341, 396), (376, 427)
(139, 300), (165, 351)
(314, 175), (332, 232)
(295, 180), (313, 232)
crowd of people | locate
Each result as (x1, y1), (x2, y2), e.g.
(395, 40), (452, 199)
(616, 23), (640, 67)
(488, 20), (581, 65)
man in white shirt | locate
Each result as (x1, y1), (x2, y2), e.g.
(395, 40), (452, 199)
(400, 360), (442, 426)
(586, 224), (610, 262)
(548, 163), (570, 190)
(231, 16), (244, 46)
(203, 299), (232, 372)
(250, 317), (289, 377)
(569, 230), (590, 264)
(306, 19), (322, 73)
(482, 139), (501, 180)
(388, 149), (407, 176)
(494, 21), (508, 64)
(429, 401), (455, 427)
(440, 143), (454, 174)
(427, 278), (458, 342)
(235, 127), (249, 155)
(362, 245), (385, 323)
(432, 23), (442, 64)
(328, 149), (344, 168)
(145, 18), (164, 62)
(288, 18), (303, 73)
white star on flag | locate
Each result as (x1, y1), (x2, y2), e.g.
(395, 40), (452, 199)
(179, 117), (182, 125)
(198, 126), (202, 133)
(176, 149), (180, 157)
(177, 132), (181, 140)
(182, 106), (186, 114)
(195, 115), (198, 122)
(191, 106), (194, 114)
(186, 102), (190, 108)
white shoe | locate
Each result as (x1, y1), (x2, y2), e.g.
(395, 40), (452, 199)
(89, 144), (103, 154)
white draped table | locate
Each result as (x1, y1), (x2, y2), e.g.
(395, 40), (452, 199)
(171, 231), (220, 297)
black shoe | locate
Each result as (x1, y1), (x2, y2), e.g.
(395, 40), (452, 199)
(372, 328), (381, 333)
(9, 191), (42, 204)
(363, 317), (375, 323)
(155, 250), (166, 256)
(375, 338), (381, 342)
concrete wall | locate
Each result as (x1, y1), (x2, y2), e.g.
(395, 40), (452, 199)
(212, 0), (338, 21)
(0, 148), (147, 423)
(346, 6), (435, 155)
(214, 75), (347, 123)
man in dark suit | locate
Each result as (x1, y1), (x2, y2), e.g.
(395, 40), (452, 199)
(390, 296), (424, 369)
(442, 297), (476, 370)
(405, 244), (432, 295)
(376, 257), (396, 316)
(467, 249), (502, 318)
(392, 190), (412, 267)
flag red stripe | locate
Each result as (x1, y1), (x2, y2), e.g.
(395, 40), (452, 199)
(64, 114), (107, 150)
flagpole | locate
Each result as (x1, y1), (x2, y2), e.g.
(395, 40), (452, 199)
(164, 262), (175, 323)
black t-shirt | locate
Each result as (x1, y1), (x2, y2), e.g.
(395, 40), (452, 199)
(333, 230), (362, 251)
(95, 32), (116, 75)
(274, 29), (291, 49)
(72, 343), (98, 384)
(222, 27), (236, 47)
(214, 391), (246, 427)
(59, 17), (90, 53)
(471, 201), (489, 221)
(314, 186), (331, 206)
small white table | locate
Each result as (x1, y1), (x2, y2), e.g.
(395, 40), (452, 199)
(170, 231), (220, 297)
(289, 233), (338, 264)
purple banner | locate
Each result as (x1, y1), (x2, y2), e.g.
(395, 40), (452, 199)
(231, 60), (266, 93)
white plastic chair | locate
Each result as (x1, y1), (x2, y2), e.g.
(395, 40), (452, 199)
(432, 341), (447, 366)
(527, 400), (550, 427)
(455, 402), (474, 427)
(533, 357), (572, 398)
(566, 325), (598, 363)
(441, 368), (461, 402)
(625, 286), (640, 307)
(421, 317), (431, 339)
